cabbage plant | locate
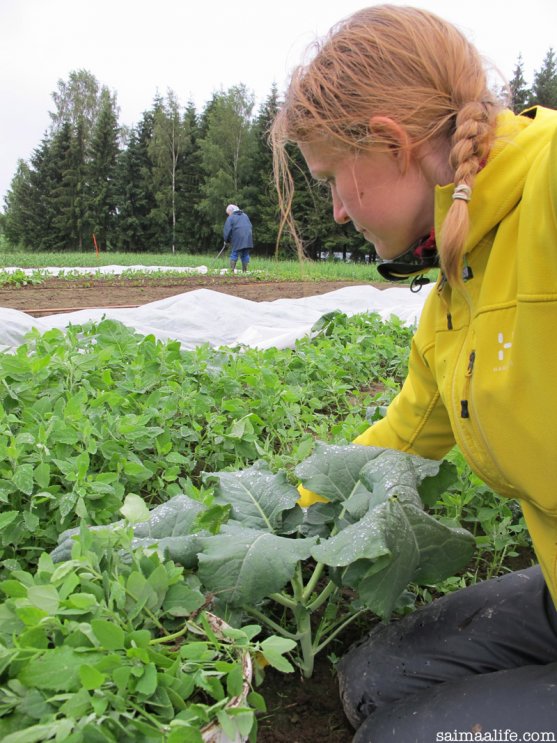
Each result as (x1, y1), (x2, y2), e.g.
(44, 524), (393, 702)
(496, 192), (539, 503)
(54, 444), (475, 678)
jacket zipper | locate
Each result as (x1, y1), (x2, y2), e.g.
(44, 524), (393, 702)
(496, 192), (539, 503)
(446, 259), (515, 494)
(437, 275), (453, 329)
(460, 350), (475, 418)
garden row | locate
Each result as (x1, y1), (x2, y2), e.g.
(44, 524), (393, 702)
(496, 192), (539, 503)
(0, 313), (530, 740)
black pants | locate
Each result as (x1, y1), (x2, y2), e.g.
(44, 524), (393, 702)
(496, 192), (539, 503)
(337, 567), (557, 741)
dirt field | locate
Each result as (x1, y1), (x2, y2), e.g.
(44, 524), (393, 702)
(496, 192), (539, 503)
(0, 275), (381, 316)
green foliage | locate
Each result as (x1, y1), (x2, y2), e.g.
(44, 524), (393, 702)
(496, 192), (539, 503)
(0, 523), (292, 741)
(87, 90), (120, 251)
(0, 296), (535, 743)
(0, 313), (411, 572)
(49, 69), (109, 144)
(50, 122), (87, 251)
(530, 47), (557, 109)
(114, 107), (161, 251)
(250, 85), (281, 252)
(433, 450), (532, 580)
(0, 269), (46, 287)
(509, 54), (530, 113)
(53, 446), (474, 678)
(198, 85), (257, 235)
(148, 91), (193, 254)
(3, 71), (122, 254)
(0, 306), (533, 686)
(1, 161), (33, 249)
(4, 138), (61, 252)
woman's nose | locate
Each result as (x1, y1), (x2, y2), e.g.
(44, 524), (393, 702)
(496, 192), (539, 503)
(332, 194), (350, 225)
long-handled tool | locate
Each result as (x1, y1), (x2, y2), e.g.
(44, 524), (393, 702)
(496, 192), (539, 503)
(216, 242), (227, 258)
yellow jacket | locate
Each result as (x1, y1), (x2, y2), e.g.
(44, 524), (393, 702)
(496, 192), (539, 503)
(303, 107), (557, 605)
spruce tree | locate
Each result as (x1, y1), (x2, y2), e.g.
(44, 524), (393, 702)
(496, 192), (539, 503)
(530, 48), (557, 108)
(509, 54), (530, 113)
(114, 106), (161, 251)
(175, 101), (206, 251)
(250, 84), (281, 255)
(86, 89), (120, 251)
(50, 122), (83, 250)
(49, 117), (88, 250)
(113, 126), (145, 251)
(2, 160), (33, 248)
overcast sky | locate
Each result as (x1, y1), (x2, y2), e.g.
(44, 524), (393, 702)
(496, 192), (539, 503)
(1, 0), (555, 204)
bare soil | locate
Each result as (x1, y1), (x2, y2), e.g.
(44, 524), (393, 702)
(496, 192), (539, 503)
(257, 656), (355, 743)
(0, 275), (385, 316)
(0, 272), (380, 741)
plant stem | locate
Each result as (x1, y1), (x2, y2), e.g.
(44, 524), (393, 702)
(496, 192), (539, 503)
(293, 603), (314, 678)
(150, 622), (190, 645)
(306, 579), (335, 613)
(127, 699), (166, 732)
(268, 591), (298, 610)
(313, 608), (366, 656)
(290, 563), (305, 602)
(301, 561), (325, 603)
(241, 604), (301, 641)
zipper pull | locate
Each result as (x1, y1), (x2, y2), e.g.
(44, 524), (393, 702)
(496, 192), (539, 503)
(466, 350), (476, 376)
(462, 259), (474, 282)
(461, 350), (476, 419)
(462, 265), (474, 281)
(436, 273), (453, 329)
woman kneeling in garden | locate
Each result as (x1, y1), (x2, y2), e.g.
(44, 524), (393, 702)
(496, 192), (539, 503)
(271, 4), (557, 740)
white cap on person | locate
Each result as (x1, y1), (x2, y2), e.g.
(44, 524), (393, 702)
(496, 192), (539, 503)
(226, 204), (239, 214)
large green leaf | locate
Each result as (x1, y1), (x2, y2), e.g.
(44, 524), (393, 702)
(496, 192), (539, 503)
(198, 525), (317, 606)
(358, 449), (434, 507)
(342, 500), (420, 618)
(295, 442), (386, 503)
(210, 462), (302, 532)
(311, 503), (393, 567)
(401, 503), (475, 583)
(52, 496), (207, 567)
(302, 444), (474, 618)
(132, 495), (205, 539)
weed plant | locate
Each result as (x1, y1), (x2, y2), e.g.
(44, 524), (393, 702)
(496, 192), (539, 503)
(0, 518), (294, 741)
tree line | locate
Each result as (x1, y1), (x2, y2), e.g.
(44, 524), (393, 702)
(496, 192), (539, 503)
(1, 50), (556, 259)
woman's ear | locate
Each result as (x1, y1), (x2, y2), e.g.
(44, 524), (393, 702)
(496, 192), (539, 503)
(369, 116), (413, 172)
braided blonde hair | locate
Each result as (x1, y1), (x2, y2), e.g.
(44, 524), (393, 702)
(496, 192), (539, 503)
(270, 4), (501, 284)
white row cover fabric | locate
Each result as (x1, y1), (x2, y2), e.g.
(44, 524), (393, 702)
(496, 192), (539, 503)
(1, 264), (210, 276)
(0, 283), (433, 353)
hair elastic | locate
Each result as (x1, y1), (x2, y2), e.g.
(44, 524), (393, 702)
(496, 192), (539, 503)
(452, 184), (472, 202)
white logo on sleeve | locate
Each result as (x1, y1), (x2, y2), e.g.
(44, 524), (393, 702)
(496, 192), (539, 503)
(497, 332), (512, 361)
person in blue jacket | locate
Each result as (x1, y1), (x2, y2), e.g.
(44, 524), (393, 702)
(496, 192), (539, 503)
(223, 204), (253, 272)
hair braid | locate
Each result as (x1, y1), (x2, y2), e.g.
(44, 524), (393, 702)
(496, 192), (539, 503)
(440, 100), (497, 283)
